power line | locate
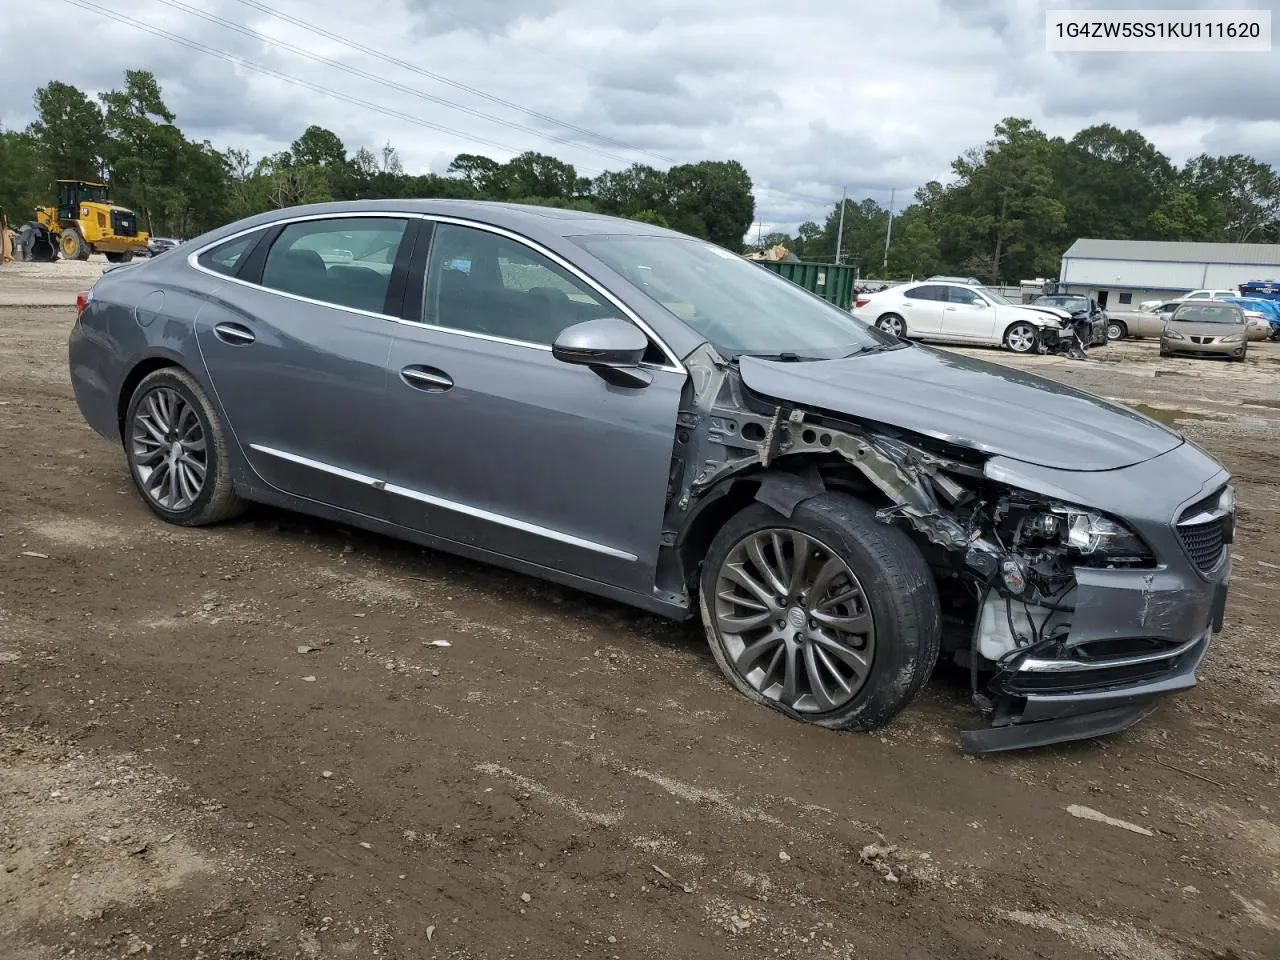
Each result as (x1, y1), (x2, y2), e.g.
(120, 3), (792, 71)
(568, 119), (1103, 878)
(143, 0), (657, 169)
(59, 0), (609, 174)
(225, 0), (682, 167)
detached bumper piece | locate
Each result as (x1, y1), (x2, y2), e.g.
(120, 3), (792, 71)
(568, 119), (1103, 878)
(960, 632), (1210, 755)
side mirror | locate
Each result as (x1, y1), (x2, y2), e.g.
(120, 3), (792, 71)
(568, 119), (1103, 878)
(552, 317), (652, 388)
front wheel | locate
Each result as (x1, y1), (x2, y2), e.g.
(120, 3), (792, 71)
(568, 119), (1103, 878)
(1004, 322), (1039, 353)
(124, 367), (246, 526)
(60, 227), (89, 261)
(1106, 319), (1127, 341)
(699, 494), (941, 731)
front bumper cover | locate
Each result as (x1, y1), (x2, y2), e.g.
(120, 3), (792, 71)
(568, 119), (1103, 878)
(961, 558), (1229, 754)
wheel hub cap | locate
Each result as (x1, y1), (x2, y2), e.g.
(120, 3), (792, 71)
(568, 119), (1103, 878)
(713, 529), (876, 714)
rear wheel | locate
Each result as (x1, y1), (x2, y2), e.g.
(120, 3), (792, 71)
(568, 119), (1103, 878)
(876, 314), (906, 338)
(1004, 322), (1039, 353)
(700, 494), (941, 731)
(124, 368), (246, 526)
(104, 251), (134, 264)
(60, 227), (89, 261)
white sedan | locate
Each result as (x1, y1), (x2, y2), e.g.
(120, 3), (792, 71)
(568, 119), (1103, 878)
(851, 281), (1073, 353)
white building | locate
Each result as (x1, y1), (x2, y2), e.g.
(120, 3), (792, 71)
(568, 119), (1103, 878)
(1058, 238), (1280, 312)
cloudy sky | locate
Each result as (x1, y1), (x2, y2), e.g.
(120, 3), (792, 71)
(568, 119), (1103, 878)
(2, 0), (1278, 234)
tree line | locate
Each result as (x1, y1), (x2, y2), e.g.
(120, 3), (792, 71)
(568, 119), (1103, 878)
(3, 70), (1278, 281)
(0, 69), (756, 250)
(762, 117), (1280, 282)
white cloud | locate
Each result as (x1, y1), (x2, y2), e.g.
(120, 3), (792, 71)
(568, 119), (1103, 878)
(2, 0), (1277, 234)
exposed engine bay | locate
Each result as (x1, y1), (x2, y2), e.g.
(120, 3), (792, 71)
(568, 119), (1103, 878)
(658, 344), (1165, 740)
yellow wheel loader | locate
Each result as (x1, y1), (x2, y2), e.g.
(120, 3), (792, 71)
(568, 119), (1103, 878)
(18, 180), (149, 264)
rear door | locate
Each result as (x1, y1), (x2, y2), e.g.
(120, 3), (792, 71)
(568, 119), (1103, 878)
(193, 214), (416, 516)
(381, 220), (686, 595)
(896, 284), (945, 335)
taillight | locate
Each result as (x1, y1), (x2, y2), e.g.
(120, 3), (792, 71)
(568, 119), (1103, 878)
(75, 290), (90, 321)
(855, 297), (871, 308)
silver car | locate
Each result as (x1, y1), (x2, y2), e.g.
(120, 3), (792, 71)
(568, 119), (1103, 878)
(68, 200), (1234, 753)
(1160, 302), (1250, 361)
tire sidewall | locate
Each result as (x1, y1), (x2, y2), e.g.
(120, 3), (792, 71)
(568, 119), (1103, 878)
(1107, 320), (1126, 341)
(124, 370), (224, 525)
(877, 314), (905, 338)
(699, 495), (940, 731)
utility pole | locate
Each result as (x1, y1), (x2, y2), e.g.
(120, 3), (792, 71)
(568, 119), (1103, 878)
(835, 186), (847, 264)
(756, 221), (763, 249)
(882, 188), (896, 272)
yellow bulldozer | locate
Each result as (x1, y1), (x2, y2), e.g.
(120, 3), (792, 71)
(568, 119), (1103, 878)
(18, 180), (149, 263)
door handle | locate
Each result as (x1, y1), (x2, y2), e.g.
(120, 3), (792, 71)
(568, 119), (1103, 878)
(400, 365), (454, 391)
(944, 306), (957, 311)
(213, 322), (255, 345)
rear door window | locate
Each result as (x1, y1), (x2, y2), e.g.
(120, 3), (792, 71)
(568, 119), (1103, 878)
(903, 284), (944, 301)
(261, 217), (408, 314)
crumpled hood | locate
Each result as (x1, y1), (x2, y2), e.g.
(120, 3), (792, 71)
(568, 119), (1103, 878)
(737, 345), (1184, 472)
(1019, 305), (1073, 322)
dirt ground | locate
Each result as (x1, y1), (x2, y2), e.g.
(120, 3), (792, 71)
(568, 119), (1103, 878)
(2, 262), (1279, 960)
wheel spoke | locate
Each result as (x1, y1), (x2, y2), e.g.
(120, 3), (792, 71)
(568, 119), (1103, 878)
(802, 642), (838, 711)
(179, 453), (206, 479)
(177, 462), (201, 505)
(807, 556), (845, 600)
(780, 641), (801, 705)
(736, 633), (783, 674)
(812, 643), (852, 694)
(811, 608), (873, 635)
(813, 584), (862, 612)
(717, 608), (774, 633)
(724, 562), (778, 609)
(746, 535), (788, 597)
(787, 532), (813, 593)
(810, 632), (871, 681)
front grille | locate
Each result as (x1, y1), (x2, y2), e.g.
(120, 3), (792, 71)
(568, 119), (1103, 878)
(110, 209), (138, 237)
(1190, 336), (1216, 344)
(1177, 488), (1229, 572)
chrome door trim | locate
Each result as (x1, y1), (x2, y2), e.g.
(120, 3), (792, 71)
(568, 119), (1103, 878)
(247, 443), (639, 562)
(185, 210), (686, 371)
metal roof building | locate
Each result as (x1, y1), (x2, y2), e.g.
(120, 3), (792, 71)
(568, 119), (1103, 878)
(1058, 238), (1280, 312)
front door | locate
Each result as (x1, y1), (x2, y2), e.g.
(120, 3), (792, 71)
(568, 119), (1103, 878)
(383, 221), (685, 595)
(940, 285), (998, 341)
(194, 214), (412, 516)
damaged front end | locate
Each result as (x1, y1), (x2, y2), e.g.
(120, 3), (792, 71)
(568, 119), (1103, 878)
(660, 344), (1234, 754)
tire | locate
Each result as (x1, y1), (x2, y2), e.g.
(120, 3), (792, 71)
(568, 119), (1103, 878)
(60, 227), (89, 261)
(123, 367), (246, 526)
(876, 314), (906, 338)
(1106, 320), (1127, 341)
(105, 251), (134, 264)
(699, 494), (941, 732)
(1003, 322), (1039, 353)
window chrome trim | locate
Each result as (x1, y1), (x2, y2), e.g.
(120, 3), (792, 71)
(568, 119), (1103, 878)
(248, 443), (639, 563)
(186, 210), (686, 372)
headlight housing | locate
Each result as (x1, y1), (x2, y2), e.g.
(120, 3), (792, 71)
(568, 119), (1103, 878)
(1164, 330), (1185, 340)
(1017, 503), (1152, 564)
(1220, 334), (1243, 343)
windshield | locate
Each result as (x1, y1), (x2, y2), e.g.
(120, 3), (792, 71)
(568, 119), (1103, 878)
(572, 235), (897, 358)
(1171, 304), (1244, 324)
(978, 287), (1013, 305)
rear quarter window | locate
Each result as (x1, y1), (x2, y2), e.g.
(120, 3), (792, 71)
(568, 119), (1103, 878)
(196, 231), (264, 277)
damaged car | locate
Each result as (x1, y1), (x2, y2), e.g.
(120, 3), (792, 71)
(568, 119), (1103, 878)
(67, 201), (1234, 753)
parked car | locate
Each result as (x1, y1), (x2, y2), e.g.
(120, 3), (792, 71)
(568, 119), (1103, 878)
(146, 237), (181, 257)
(1221, 296), (1280, 341)
(852, 281), (1075, 353)
(67, 200), (1234, 754)
(1181, 288), (1238, 301)
(925, 275), (983, 285)
(1119, 299), (1185, 340)
(1160, 302), (1250, 361)
(1028, 294), (1109, 346)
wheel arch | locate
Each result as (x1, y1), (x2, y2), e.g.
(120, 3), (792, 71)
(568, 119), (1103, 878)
(116, 354), (188, 437)
(670, 458), (895, 598)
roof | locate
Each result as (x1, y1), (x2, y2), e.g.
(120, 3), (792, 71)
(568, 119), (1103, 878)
(1061, 238), (1280, 267)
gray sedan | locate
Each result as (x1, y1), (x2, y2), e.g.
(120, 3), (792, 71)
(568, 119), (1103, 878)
(1161, 302), (1250, 361)
(68, 200), (1234, 753)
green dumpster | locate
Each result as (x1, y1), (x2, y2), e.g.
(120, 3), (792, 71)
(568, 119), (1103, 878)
(755, 260), (858, 309)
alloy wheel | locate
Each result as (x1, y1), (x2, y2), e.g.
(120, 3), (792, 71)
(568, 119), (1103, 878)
(130, 387), (208, 512)
(878, 316), (904, 337)
(1006, 323), (1037, 352)
(712, 529), (876, 713)
(1107, 321), (1124, 340)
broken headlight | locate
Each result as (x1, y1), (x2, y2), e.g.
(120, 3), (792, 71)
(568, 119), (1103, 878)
(1020, 505), (1152, 562)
